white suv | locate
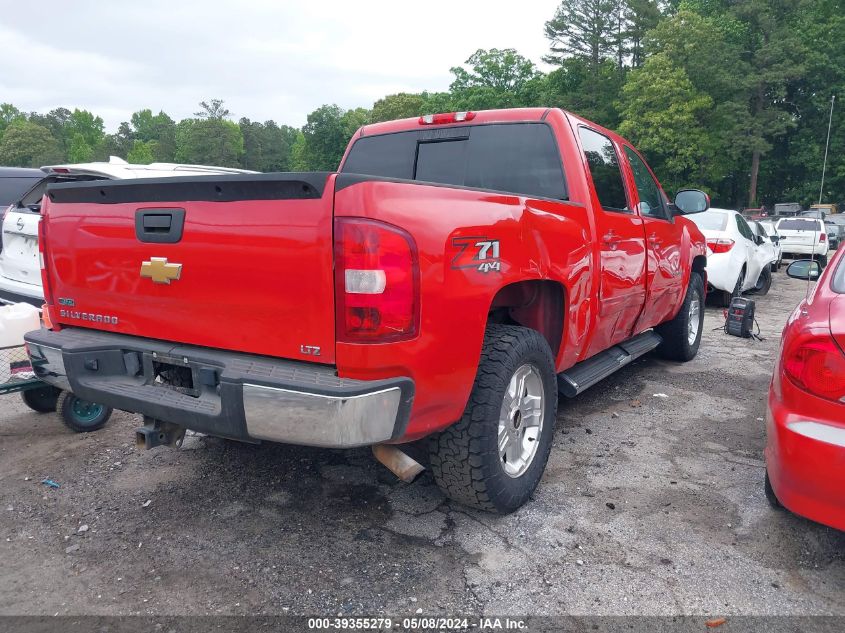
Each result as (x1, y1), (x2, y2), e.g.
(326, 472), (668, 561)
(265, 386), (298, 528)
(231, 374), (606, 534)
(0, 158), (256, 306)
(776, 217), (830, 267)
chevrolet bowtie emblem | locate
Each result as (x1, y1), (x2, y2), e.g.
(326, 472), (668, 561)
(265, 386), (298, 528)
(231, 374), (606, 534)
(140, 257), (182, 284)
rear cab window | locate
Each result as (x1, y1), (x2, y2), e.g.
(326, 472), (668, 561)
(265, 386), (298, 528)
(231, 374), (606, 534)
(341, 123), (567, 200)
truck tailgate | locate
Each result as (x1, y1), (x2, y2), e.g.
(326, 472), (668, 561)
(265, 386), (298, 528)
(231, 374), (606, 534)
(43, 173), (336, 364)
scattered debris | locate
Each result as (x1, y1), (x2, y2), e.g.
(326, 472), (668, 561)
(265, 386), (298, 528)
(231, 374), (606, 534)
(78, 525), (89, 533)
(415, 608), (423, 614)
(585, 428), (593, 435)
(611, 412), (620, 419)
(705, 617), (727, 628)
(653, 393), (668, 398)
(142, 500), (152, 508)
(576, 559), (584, 566)
(606, 502), (616, 510)
(630, 399), (642, 408)
(65, 544), (80, 554)
(41, 479), (60, 489)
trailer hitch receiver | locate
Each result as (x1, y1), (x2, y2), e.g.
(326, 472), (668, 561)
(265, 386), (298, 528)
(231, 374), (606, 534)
(135, 417), (186, 450)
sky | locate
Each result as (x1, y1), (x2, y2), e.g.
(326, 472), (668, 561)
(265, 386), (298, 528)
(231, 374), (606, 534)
(0, 0), (561, 131)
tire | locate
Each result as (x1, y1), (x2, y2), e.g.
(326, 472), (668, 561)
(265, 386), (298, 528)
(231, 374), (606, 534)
(764, 471), (782, 509)
(817, 254), (828, 268)
(429, 324), (557, 514)
(771, 258), (780, 273)
(655, 272), (705, 362)
(58, 392), (113, 433)
(751, 266), (772, 295)
(21, 386), (61, 413)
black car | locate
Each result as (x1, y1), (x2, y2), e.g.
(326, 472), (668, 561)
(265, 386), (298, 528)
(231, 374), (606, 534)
(0, 167), (43, 208)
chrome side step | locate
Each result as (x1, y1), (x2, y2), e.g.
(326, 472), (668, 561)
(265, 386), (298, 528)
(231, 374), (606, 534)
(557, 331), (662, 398)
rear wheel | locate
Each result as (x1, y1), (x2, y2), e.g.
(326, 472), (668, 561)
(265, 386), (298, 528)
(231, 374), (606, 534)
(429, 324), (557, 514)
(58, 392), (113, 433)
(751, 266), (772, 295)
(21, 386), (61, 413)
(656, 272), (704, 361)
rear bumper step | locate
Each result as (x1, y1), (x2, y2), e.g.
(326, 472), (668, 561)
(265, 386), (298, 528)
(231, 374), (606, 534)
(557, 331), (662, 398)
(25, 327), (414, 448)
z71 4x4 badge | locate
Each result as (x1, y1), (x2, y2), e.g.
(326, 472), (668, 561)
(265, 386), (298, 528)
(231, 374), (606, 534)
(451, 237), (501, 274)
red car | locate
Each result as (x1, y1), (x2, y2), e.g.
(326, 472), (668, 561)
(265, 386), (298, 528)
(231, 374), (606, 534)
(766, 249), (845, 531)
(26, 108), (709, 513)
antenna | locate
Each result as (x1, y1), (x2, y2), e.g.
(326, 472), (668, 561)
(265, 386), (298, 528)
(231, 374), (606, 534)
(808, 94), (835, 299)
(819, 95), (835, 205)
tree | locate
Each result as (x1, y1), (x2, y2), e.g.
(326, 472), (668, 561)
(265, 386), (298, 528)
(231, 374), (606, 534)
(67, 133), (94, 163)
(67, 109), (105, 148)
(175, 118), (244, 167)
(299, 105), (369, 171)
(624, 0), (662, 67)
(618, 53), (714, 192)
(131, 109), (176, 161)
(544, 0), (623, 70)
(0, 103), (24, 137)
(96, 122), (135, 161)
(449, 49), (544, 110)
(127, 140), (156, 164)
(371, 93), (429, 123)
(238, 118), (294, 172)
(195, 99), (231, 120)
(0, 120), (62, 167)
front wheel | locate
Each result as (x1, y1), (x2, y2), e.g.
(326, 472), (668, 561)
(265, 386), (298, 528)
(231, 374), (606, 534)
(751, 266), (772, 295)
(764, 471), (782, 509)
(58, 392), (113, 433)
(429, 324), (557, 514)
(655, 272), (705, 362)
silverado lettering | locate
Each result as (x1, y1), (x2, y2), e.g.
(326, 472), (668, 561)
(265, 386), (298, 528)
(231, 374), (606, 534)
(26, 108), (708, 514)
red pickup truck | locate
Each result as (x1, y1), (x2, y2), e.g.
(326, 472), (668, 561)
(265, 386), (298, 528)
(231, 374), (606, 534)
(26, 108), (708, 513)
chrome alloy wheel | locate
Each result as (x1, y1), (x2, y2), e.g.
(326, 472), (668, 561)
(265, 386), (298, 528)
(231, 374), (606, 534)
(687, 296), (701, 345)
(498, 364), (545, 478)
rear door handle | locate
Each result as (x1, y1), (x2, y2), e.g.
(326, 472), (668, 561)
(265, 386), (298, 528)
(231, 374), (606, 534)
(135, 208), (185, 244)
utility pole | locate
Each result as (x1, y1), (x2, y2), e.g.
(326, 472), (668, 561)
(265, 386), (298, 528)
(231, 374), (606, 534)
(819, 95), (835, 205)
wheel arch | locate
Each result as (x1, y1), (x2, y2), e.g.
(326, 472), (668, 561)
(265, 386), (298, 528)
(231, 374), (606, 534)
(486, 279), (565, 361)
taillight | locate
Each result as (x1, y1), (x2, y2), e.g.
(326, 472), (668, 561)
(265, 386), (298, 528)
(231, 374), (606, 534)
(706, 238), (735, 254)
(819, 232), (826, 242)
(784, 337), (845, 402)
(0, 205), (9, 254)
(419, 111), (476, 125)
(334, 218), (419, 343)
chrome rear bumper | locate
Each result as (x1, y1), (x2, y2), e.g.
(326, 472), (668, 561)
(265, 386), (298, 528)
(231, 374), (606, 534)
(25, 327), (413, 447)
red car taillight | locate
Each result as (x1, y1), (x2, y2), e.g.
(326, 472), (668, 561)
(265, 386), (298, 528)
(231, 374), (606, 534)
(334, 218), (420, 343)
(783, 337), (845, 402)
(706, 238), (735, 254)
(37, 216), (57, 322)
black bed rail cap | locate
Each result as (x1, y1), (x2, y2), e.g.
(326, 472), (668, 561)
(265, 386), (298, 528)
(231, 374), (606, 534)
(46, 172), (332, 204)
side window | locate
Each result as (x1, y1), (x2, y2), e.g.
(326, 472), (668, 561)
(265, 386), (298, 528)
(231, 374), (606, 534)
(623, 147), (667, 219)
(755, 222), (768, 238)
(578, 127), (628, 212)
(735, 215), (754, 241)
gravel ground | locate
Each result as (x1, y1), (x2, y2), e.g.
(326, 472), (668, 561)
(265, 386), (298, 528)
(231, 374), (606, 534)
(0, 272), (843, 617)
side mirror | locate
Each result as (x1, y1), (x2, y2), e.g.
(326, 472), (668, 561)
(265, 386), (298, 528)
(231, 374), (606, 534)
(673, 189), (710, 215)
(755, 235), (765, 246)
(786, 259), (821, 280)
(770, 235), (780, 244)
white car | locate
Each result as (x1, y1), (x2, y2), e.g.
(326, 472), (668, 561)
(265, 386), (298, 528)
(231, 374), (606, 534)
(688, 208), (773, 304)
(0, 158), (256, 306)
(776, 217), (830, 267)
(754, 220), (782, 272)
